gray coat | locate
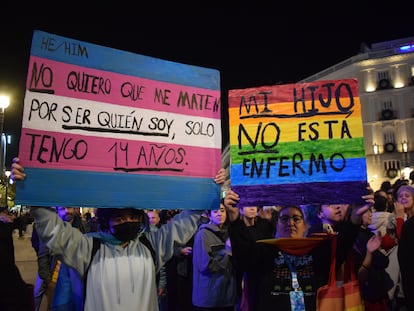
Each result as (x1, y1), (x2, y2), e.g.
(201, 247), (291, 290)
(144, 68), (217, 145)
(192, 223), (237, 308)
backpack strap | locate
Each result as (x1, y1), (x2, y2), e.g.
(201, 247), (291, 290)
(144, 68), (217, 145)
(91, 237), (101, 261)
(82, 237), (101, 311)
(82, 235), (155, 310)
(139, 233), (156, 265)
(85, 235), (154, 273)
(84, 237), (101, 276)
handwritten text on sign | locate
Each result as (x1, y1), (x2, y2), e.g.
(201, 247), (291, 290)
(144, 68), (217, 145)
(22, 57), (221, 176)
(16, 30), (222, 209)
(228, 79), (367, 207)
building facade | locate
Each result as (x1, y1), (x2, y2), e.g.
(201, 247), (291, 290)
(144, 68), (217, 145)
(300, 36), (414, 191)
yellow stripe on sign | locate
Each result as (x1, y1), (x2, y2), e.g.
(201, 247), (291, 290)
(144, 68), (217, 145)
(230, 116), (364, 144)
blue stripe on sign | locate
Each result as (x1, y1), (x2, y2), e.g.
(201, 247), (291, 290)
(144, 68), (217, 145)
(230, 158), (367, 185)
(15, 168), (221, 210)
(30, 30), (220, 90)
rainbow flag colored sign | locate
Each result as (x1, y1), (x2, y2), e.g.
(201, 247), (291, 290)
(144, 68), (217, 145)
(228, 79), (368, 207)
(16, 30), (222, 210)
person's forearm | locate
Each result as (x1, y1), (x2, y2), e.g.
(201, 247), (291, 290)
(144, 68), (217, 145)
(361, 251), (373, 269)
(358, 251), (373, 282)
(226, 208), (239, 222)
(31, 207), (90, 276)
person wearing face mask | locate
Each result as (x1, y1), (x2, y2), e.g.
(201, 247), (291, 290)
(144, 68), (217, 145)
(11, 158), (226, 311)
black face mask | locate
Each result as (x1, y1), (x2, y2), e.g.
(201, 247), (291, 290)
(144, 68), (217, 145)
(112, 222), (141, 242)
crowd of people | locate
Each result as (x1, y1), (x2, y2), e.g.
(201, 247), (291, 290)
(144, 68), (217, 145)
(3, 158), (414, 311)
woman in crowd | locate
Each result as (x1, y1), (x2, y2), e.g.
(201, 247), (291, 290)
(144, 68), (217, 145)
(223, 188), (373, 311)
(353, 207), (393, 311)
(192, 204), (237, 311)
(397, 185), (414, 310)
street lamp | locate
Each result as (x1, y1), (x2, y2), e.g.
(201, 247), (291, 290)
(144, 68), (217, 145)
(373, 143), (379, 155)
(402, 140), (408, 153)
(0, 95), (10, 174)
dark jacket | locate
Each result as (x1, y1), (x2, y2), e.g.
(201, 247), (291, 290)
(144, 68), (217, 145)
(353, 226), (392, 303)
(192, 223), (237, 308)
(398, 216), (414, 310)
(228, 216), (274, 309)
(229, 217), (360, 311)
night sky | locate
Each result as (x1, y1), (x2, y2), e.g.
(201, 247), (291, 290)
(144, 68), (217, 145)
(0, 2), (412, 166)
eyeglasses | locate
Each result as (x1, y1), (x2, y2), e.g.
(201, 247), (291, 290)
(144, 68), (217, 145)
(278, 215), (303, 224)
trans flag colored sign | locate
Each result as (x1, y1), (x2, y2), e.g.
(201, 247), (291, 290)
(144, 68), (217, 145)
(16, 30), (222, 209)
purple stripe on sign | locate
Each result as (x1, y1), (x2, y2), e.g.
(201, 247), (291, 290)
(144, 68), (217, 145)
(232, 181), (368, 207)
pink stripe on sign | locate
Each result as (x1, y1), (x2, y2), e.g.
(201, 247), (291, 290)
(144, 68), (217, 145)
(19, 128), (221, 178)
(26, 56), (221, 119)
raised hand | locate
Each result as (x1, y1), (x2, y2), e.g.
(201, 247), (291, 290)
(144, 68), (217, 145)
(393, 201), (405, 218)
(11, 157), (26, 181)
(366, 231), (382, 253)
(223, 188), (240, 222)
(350, 191), (374, 224)
(214, 168), (226, 185)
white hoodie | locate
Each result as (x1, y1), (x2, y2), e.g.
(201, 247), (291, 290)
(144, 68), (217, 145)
(32, 207), (201, 311)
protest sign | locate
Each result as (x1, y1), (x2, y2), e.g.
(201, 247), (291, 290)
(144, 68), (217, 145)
(16, 30), (222, 209)
(228, 79), (367, 207)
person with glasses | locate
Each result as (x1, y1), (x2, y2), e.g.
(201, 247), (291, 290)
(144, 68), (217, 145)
(223, 188), (373, 311)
